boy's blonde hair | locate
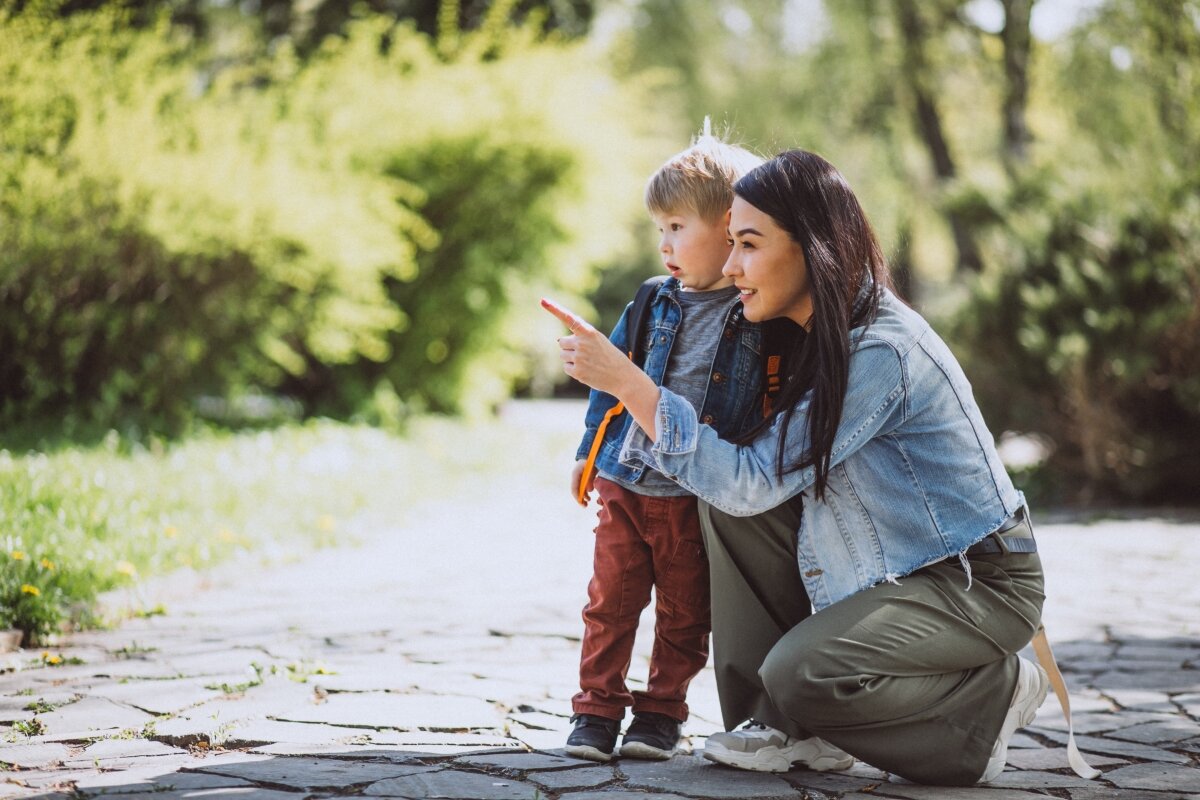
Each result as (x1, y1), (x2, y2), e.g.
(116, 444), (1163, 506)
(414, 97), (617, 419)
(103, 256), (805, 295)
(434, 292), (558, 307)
(645, 120), (763, 221)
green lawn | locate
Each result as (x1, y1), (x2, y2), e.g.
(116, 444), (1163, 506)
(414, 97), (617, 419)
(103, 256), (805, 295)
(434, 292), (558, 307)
(1, 410), (570, 643)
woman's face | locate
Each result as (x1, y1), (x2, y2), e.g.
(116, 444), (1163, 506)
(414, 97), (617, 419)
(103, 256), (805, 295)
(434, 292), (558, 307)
(723, 196), (813, 326)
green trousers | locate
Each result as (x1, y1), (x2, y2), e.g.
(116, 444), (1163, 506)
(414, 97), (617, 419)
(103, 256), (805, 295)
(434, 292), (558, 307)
(699, 497), (1045, 786)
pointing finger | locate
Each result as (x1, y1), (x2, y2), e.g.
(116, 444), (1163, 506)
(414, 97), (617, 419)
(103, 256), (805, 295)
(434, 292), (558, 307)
(541, 298), (594, 334)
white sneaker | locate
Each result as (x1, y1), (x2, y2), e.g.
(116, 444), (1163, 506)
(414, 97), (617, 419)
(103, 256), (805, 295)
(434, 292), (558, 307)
(978, 656), (1049, 783)
(703, 720), (855, 773)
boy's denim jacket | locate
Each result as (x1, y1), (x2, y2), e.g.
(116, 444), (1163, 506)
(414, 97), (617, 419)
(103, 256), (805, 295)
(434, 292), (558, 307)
(576, 277), (764, 483)
(621, 288), (1026, 611)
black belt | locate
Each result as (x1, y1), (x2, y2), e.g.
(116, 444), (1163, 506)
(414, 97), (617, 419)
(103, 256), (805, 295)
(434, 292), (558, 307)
(963, 508), (1038, 556)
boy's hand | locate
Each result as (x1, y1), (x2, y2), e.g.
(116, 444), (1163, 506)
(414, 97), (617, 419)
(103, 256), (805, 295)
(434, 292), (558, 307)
(570, 459), (595, 507)
(541, 297), (640, 397)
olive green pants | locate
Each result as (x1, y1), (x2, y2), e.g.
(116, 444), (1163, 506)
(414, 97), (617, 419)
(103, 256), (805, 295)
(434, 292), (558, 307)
(699, 497), (1045, 786)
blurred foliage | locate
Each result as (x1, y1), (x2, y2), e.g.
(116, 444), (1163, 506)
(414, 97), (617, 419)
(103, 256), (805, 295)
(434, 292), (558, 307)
(615, 0), (1200, 504)
(0, 2), (662, 432)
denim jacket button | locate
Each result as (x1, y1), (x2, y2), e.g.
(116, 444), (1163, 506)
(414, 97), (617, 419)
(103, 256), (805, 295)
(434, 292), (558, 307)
(712, 372), (724, 383)
(702, 414), (715, 425)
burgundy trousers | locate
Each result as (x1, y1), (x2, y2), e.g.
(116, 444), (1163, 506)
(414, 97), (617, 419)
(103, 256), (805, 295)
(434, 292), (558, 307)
(572, 477), (712, 722)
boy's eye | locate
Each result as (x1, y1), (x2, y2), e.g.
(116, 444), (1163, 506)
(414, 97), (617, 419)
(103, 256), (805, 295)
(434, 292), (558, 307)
(671, 223), (682, 231)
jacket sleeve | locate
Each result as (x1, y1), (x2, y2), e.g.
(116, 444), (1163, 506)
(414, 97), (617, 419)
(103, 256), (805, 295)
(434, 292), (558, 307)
(620, 339), (907, 515)
(575, 301), (634, 461)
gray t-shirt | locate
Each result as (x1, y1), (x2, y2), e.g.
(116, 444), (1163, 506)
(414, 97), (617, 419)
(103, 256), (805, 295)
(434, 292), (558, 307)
(601, 284), (740, 496)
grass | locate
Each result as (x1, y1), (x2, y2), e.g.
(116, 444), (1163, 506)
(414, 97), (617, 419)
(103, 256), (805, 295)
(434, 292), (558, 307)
(1, 409), (568, 643)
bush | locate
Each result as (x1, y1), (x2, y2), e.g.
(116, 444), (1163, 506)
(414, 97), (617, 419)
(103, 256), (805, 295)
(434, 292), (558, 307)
(0, 7), (661, 429)
(949, 179), (1200, 505)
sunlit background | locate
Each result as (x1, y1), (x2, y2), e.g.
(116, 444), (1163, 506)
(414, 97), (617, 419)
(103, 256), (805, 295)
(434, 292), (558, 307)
(2, 0), (1198, 642)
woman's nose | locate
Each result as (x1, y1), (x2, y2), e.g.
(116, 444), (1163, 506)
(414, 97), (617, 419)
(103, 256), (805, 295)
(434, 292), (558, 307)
(722, 251), (741, 277)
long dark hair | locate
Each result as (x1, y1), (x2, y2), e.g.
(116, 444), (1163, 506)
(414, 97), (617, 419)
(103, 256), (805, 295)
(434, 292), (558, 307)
(734, 150), (893, 500)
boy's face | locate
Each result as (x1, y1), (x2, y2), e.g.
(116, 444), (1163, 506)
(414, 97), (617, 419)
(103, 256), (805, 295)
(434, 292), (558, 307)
(651, 208), (734, 292)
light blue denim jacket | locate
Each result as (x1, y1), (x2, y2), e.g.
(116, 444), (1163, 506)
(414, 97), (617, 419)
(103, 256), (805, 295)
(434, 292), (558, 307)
(576, 277), (765, 485)
(621, 288), (1024, 611)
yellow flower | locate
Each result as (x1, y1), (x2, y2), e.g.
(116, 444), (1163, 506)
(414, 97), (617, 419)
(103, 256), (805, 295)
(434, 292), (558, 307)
(10, 551), (25, 560)
(41, 652), (62, 665)
(217, 529), (237, 543)
(20, 584), (40, 596)
(317, 515), (336, 533)
(164, 526), (179, 539)
(40, 558), (55, 571)
(115, 561), (137, 577)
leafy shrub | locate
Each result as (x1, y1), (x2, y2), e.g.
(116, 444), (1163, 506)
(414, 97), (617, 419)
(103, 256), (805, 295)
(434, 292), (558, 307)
(949, 180), (1200, 505)
(0, 6), (659, 429)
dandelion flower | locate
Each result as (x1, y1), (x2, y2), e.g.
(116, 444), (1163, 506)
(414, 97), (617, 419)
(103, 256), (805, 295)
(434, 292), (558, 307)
(217, 529), (237, 543)
(21, 584), (41, 596)
(317, 515), (336, 533)
(164, 526), (179, 539)
(115, 561), (137, 577)
(11, 551), (25, 560)
(40, 558), (55, 571)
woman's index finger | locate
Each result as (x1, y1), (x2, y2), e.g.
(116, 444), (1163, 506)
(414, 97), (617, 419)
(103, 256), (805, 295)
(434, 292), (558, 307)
(540, 298), (594, 333)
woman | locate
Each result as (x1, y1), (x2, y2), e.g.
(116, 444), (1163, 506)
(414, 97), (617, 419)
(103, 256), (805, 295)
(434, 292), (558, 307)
(543, 150), (1055, 786)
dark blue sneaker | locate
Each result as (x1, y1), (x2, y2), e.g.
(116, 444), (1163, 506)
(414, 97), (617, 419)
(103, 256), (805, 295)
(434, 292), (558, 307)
(619, 711), (681, 760)
(565, 713), (621, 762)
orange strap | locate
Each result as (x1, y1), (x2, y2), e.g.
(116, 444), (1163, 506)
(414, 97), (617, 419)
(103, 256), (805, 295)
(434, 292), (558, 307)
(579, 401), (624, 504)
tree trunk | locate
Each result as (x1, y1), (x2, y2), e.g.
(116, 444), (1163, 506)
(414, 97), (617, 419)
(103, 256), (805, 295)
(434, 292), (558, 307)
(894, 0), (983, 273)
(1000, 0), (1035, 169)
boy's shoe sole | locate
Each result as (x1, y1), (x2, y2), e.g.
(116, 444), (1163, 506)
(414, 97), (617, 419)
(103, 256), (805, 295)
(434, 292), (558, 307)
(565, 744), (614, 762)
(620, 741), (675, 760)
(703, 737), (854, 773)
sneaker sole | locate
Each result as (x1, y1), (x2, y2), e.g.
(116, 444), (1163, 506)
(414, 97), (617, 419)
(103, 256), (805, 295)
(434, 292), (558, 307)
(979, 660), (1049, 783)
(565, 744), (614, 763)
(620, 741), (675, 760)
(703, 741), (853, 773)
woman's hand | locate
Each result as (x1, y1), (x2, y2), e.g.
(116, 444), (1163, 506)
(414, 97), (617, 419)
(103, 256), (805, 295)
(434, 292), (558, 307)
(542, 298), (661, 442)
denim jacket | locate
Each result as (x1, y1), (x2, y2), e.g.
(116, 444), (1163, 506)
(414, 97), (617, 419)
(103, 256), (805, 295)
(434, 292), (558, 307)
(621, 288), (1024, 611)
(576, 277), (765, 485)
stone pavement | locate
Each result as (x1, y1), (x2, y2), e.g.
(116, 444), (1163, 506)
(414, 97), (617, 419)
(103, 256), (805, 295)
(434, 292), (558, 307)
(2, 400), (1200, 800)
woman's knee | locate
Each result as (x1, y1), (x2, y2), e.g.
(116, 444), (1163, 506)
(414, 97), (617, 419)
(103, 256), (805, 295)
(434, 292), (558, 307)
(758, 644), (840, 721)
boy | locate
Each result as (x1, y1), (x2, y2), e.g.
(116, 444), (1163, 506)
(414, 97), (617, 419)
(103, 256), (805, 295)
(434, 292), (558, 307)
(565, 131), (765, 761)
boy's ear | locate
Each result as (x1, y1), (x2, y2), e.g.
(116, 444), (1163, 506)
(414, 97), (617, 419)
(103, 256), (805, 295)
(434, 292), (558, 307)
(723, 208), (731, 227)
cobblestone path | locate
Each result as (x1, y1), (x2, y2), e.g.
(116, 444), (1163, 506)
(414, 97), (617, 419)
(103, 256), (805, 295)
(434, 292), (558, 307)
(2, 402), (1199, 799)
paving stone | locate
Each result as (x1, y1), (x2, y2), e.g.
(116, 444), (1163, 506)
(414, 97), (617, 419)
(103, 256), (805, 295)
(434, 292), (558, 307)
(1107, 718), (1200, 743)
(222, 719), (369, 746)
(86, 678), (224, 716)
(1004, 747), (1127, 770)
(363, 769), (542, 799)
(1030, 710), (1171, 734)
(1038, 730), (1193, 763)
(1060, 786), (1200, 800)
(367, 730), (519, 749)
(454, 751), (590, 771)
(64, 738), (188, 768)
(36, 697), (152, 738)
(1093, 670), (1200, 692)
(622, 753), (800, 798)
(0, 742), (74, 768)
(525, 764), (615, 790)
(1104, 763), (1200, 791)
(74, 767), (253, 795)
(275, 692), (502, 730)
(192, 754), (426, 789)
(987, 769), (1104, 788)
(564, 793), (692, 800)
(875, 784), (1053, 799)
(781, 769), (880, 793)
(83, 790), (299, 800)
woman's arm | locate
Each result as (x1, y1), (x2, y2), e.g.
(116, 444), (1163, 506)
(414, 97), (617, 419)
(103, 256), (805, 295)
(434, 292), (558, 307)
(542, 298), (662, 440)
(625, 342), (909, 516)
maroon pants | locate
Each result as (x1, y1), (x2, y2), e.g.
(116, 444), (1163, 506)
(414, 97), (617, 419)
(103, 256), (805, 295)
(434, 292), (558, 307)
(573, 477), (711, 722)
